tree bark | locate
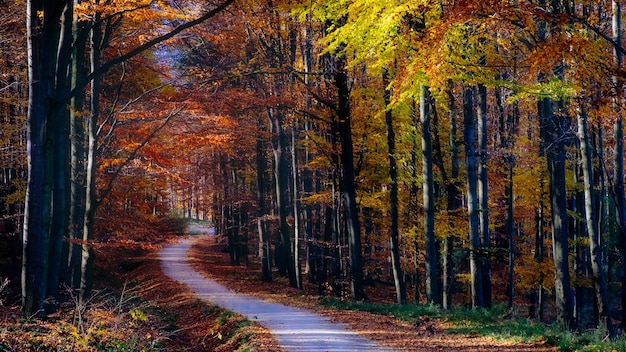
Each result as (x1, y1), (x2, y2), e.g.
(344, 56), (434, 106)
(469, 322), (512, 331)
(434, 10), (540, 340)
(539, 96), (575, 329)
(268, 107), (297, 288)
(68, 2), (87, 289)
(256, 119), (272, 283)
(443, 83), (460, 310)
(334, 59), (364, 301)
(47, 2), (73, 314)
(291, 122), (303, 289)
(464, 85), (484, 309)
(22, 0), (67, 317)
(477, 84), (491, 308)
(383, 69), (406, 304)
(79, 14), (102, 305)
(577, 106), (611, 333)
(612, 0), (626, 333)
(421, 86), (440, 305)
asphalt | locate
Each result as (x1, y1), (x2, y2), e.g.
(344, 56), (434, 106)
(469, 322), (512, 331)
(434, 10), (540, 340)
(159, 228), (394, 352)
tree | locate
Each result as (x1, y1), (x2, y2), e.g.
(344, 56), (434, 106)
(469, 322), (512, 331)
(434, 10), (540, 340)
(420, 86), (440, 305)
(382, 68), (406, 305)
(575, 102), (611, 333)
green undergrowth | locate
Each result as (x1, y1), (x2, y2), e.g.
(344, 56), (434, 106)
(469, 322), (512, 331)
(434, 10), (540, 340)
(320, 299), (626, 351)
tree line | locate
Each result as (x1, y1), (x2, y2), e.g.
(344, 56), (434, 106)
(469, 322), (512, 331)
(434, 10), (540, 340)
(188, 0), (626, 335)
(1, 0), (626, 339)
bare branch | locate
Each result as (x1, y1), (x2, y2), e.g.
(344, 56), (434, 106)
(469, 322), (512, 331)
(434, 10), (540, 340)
(97, 106), (184, 204)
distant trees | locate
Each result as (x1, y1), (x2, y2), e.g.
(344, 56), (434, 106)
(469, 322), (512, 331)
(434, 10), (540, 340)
(167, 0), (626, 334)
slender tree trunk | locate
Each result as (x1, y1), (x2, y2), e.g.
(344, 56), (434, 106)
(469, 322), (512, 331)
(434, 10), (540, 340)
(443, 83), (460, 310)
(464, 85), (484, 309)
(421, 86), (440, 305)
(477, 84), (491, 308)
(383, 69), (406, 304)
(612, 0), (626, 333)
(577, 107), (611, 333)
(334, 59), (364, 301)
(268, 107), (297, 288)
(80, 13), (102, 305)
(540, 96), (575, 329)
(496, 83), (517, 309)
(535, 197), (546, 322)
(291, 123), (303, 289)
(407, 100), (421, 303)
(302, 21), (316, 285)
(23, 0), (48, 317)
(256, 120), (272, 282)
(68, 6), (87, 289)
(47, 2), (73, 314)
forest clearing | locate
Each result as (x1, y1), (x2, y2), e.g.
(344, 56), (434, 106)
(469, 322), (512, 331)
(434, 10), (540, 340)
(4, 0), (626, 351)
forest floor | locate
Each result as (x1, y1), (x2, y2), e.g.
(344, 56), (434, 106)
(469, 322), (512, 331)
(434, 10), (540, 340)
(183, 231), (556, 351)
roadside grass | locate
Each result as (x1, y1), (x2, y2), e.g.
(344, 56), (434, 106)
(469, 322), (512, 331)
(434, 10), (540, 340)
(321, 298), (625, 351)
(0, 286), (263, 352)
(0, 286), (169, 351)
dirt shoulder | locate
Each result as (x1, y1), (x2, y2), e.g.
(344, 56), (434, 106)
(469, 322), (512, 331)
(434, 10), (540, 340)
(187, 235), (556, 352)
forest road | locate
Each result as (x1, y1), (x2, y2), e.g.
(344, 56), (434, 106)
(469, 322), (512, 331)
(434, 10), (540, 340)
(159, 230), (396, 352)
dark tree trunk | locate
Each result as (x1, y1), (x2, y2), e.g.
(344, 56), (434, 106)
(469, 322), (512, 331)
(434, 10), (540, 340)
(79, 15), (102, 306)
(421, 86), (440, 306)
(443, 83), (460, 310)
(577, 106), (611, 333)
(68, 7), (87, 289)
(334, 59), (364, 301)
(256, 120), (272, 282)
(382, 69), (406, 304)
(464, 85), (484, 309)
(477, 84), (491, 308)
(22, 0), (69, 317)
(539, 97), (575, 329)
(268, 107), (297, 288)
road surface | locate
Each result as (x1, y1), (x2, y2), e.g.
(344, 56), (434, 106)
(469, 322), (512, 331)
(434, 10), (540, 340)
(159, 230), (394, 352)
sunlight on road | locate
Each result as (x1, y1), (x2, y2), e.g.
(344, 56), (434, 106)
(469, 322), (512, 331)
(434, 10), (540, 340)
(160, 234), (395, 352)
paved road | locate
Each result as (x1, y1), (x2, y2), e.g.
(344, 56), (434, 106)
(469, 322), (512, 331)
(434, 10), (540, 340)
(160, 232), (393, 352)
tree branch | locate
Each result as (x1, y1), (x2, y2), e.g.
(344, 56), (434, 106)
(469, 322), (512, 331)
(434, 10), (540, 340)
(97, 106), (184, 205)
(69, 0), (235, 100)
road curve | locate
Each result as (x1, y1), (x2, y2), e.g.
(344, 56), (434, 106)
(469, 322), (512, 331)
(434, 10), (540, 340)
(159, 234), (394, 352)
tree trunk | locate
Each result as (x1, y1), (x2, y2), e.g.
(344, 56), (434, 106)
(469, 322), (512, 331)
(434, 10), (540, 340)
(539, 96), (575, 329)
(612, 0), (626, 333)
(464, 85), (484, 309)
(268, 107), (297, 288)
(441, 82), (460, 310)
(577, 106), (611, 333)
(535, 197), (546, 322)
(477, 84), (491, 308)
(421, 86), (440, 305)
(68, 5), (87, 289)
(496, 83), (517, 309)
(334, 59), (364, 301)
(383, 69), (406, 305)
(22, 0), (67, 317)
(79, 15), (102, 306)
(291, 123), (303, 289)
(407, 99), (420, 303)
(47, 2), (73, 314)
(256, 120), (272, 283)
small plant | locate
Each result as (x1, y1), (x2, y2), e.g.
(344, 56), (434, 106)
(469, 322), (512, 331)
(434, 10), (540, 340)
(0, 277), (9, 306)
